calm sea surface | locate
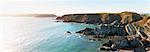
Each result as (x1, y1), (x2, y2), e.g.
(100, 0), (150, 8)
(0, 16), (106, 52)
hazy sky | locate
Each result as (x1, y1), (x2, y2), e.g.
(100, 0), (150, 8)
(0, 0), (149, 15)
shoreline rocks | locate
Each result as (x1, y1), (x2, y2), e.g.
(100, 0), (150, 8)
(100, 37), (149, 52)
(76, 24), (128, 36)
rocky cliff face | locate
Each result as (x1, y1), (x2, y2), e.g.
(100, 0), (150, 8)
(56, 12), (149, 37)
(57, 11), (142, 25)
(57, 12), (150, 51)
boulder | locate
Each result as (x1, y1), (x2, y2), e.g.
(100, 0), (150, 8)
(96, 25), (127, 36)
(129, 38), (143, 48)
(114, 38), (131, 49)
(76, 28), (94, 35)
(103, 40), (114, 47)
(142, 40), (150, 47)
(133, 47), (146, 52)
(76, 24), (128, 36)
(113, 37), (144, 49)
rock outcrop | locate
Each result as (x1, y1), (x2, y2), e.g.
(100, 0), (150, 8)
(101, 37), (149, 52)
(57, 11), (148, 37)
(76, 24), (128, 36)
(57, 11), (150, 51)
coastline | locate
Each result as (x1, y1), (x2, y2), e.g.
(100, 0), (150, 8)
(56, 11), (150, 52)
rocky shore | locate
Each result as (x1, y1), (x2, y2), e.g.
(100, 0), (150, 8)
(56, 11), (150, 52)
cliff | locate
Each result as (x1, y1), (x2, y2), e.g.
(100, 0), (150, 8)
(57, 11), (144, 36)
(57, 11), (142, 25)
(57, 11), (149, 38)
(57, 12), (150, 51)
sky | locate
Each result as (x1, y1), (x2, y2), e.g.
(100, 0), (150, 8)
(0, 0), (149, 16)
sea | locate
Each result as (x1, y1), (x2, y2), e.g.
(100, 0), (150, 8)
(0, 16), (109, 52)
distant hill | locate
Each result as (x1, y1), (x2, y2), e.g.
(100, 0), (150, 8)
(15, 14), (57, 17)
